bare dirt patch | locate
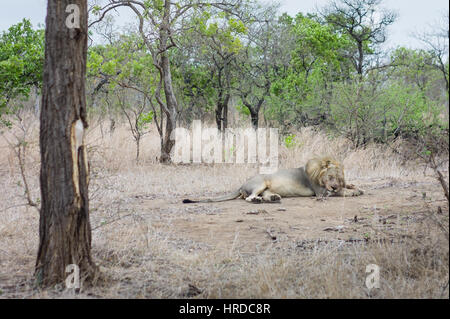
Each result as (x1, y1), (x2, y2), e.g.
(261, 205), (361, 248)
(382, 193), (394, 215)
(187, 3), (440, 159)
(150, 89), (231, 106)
(135, 176), (447, 252)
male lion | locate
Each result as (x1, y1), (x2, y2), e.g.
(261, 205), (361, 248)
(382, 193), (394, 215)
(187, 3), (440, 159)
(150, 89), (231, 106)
(182, 157), (363, 203)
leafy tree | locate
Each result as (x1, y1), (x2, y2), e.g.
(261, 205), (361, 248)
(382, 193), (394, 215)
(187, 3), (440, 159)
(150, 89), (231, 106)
(87, 34), (157, 162)
(414, 13), (449, 96)
(328, 79), (383, 147)
(233, 2), (284, 129)
(175, 9), (247, 130)
(321, 0), (397, 76)
(172, 52), (216, 125)
(0, 19), (44, 125)
(266, 13), (351, 131)
(328, 61), (447, 147)
(389, 48), (444, 101)
(91, 0), (244, 162)
(385, 47), (448, 141)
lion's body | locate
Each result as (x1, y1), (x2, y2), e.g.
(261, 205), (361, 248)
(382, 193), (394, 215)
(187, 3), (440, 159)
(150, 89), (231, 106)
(182, 157), (363, 204)
(240, 168), (315, 198)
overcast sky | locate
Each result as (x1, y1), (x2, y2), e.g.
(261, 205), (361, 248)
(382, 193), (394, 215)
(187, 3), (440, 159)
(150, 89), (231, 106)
(1, 0), (448, 50)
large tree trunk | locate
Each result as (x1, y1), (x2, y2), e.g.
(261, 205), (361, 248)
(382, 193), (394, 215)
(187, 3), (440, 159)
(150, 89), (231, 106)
(36, 0), (98, 287)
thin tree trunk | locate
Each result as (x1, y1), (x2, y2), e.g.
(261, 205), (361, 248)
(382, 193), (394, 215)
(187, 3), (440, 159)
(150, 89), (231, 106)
(136, 136), (141, 164)
(216, 105), (224, 130)
(216, 93), (230, 131)
(223, 96), (229, 130)
(357, 42), (364, 76)
(157, 3), (178, 163)
(430, 155), (449, 202)
(36, 0), (98, 287)
(250, 109), (259, 130)
(160, 112), (175, 163)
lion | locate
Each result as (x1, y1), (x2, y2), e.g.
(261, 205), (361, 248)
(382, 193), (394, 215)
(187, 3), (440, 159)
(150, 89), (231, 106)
(182, 157), (364, 204)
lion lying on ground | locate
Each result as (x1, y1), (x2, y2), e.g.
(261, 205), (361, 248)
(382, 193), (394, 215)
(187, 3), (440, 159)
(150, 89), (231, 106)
(182, 157), (364, 204)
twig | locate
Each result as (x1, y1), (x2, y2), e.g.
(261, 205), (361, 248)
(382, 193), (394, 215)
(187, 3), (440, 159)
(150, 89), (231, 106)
(92, 212), (134, 231)
(266, 228), (277, 240)
(17, 145), (39, 211)
(2, 133), (40, 213)
(0, 203), (29, 213)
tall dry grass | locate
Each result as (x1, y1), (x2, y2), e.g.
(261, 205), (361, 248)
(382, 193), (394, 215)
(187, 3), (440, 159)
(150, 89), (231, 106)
(0, 113), (448, 298)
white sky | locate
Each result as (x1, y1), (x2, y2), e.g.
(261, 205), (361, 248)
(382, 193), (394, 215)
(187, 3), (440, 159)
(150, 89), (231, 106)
(1, 0), (448, 50)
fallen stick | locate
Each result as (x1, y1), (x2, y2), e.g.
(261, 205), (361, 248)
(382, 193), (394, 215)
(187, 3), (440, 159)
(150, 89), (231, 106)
(266, 228), (277, 240)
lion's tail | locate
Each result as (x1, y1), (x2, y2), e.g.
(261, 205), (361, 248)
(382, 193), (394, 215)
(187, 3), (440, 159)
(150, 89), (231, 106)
(182, 189), (241, 203)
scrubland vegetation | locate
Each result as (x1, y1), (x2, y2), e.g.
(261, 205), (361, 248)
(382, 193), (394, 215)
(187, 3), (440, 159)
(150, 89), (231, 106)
(0, 0), (448, 298)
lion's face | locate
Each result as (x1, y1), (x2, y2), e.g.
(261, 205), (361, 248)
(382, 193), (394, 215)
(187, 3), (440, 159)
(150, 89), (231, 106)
(305, 157), (346, 194)
(320, 166), (345, 193)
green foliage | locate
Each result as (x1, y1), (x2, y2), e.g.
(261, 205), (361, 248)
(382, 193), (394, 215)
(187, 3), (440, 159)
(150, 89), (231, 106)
(0, 19), (44, 122)
(91, 5), (102, 15)
(263, 11), (447, 149)
(235, 100), (250, 116)
(284, 134), (297, 148)
(172, 7), (249, 124)
(87, 34), (156, 93)
(194, 9), (246, 55)
(328, 80), (385, 147)
(86, 33), (159, 134)
(290, 13), (351, 71)
(266, 13), (351, 131)
(137, 110), (154, 130)
(174, 62), (216, 115)
(87, 50), (104, 75)
(83, 2), (447, 156)
(381, 82), (446, 139)
(325, 71), (448, 148)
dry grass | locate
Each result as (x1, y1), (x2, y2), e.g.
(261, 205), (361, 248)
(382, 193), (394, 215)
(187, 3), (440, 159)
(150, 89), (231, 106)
(0, 113), (448, 299)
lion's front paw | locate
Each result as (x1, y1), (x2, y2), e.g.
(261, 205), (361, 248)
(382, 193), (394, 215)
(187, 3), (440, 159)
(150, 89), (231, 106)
(269, 194), (281, 202)
(347, 188), (364, 196)
(251, 196), (263, 203)
(246, 196), (263, 203)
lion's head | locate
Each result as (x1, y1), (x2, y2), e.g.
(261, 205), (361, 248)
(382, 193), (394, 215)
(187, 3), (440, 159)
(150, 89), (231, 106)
(305, 157), (346, 194)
